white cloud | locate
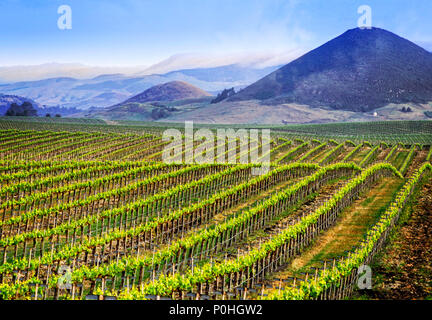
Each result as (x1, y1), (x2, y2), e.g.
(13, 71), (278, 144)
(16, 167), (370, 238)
(0, 48), (308, 83)
(0, 63), (144, 83)
(135, 1), (313, 75)
(138, 49), (305, 75)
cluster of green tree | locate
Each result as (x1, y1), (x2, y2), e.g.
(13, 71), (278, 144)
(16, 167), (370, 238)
(211, 88), (236, 104)
(5, 102), (37, 117)
(401, 106), (413, 113)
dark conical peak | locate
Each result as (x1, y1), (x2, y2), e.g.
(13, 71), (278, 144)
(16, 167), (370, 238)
(343, 26), (393, 35)
(338, 27), (425, 46)
(302, 27), (430, 61)
(337, 27), (392, 44)
(338, 27), (409, 39)
(228, 28), (432, 111)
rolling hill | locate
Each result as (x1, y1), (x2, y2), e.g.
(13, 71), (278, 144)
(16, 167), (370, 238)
(81, 81), (213, 121)
(228, 27), (432, 112)
(119, 81), (211, 104)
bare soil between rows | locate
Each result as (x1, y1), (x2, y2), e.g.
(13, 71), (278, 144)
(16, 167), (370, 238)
(359, 180), (432, 300)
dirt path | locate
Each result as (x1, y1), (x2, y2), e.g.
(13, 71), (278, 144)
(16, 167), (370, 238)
(257, 177), (402, 297)
(351, 146), (371, 164)
(392, 150), (408, 170)
(333, 146), (352, 163)
(357, 178), (432, 300)
(289, 178), (400, 271)
(375, 148), (391, 163)
(209, 177), (302, 226)
(309, 146), (331, 163)
(153, 175), (306, 256)
(291, 145), (313, 162)
(405, 150), (428, 177)
(225, 179), (349, 260)
(272, 144), (294, 162)
(275, 145), (308, 164)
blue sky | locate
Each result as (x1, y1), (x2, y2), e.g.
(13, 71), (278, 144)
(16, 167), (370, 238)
(0, 0), (431, 67)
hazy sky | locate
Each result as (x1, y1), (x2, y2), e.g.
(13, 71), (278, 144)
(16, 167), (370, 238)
(1, 0), (431, 67)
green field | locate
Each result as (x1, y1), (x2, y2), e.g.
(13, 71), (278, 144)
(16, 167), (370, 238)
(0, 117), (430, 300)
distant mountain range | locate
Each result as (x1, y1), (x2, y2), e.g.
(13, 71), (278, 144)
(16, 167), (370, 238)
(228, 28), (432, 112)
(0, 64), (280, 110)
(0, 63), (142, 83)
(132, 28), (432, 124)
(3, 28), (432, 124)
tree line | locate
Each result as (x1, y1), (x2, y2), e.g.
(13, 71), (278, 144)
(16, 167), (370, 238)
(4, 102), (61, 117)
